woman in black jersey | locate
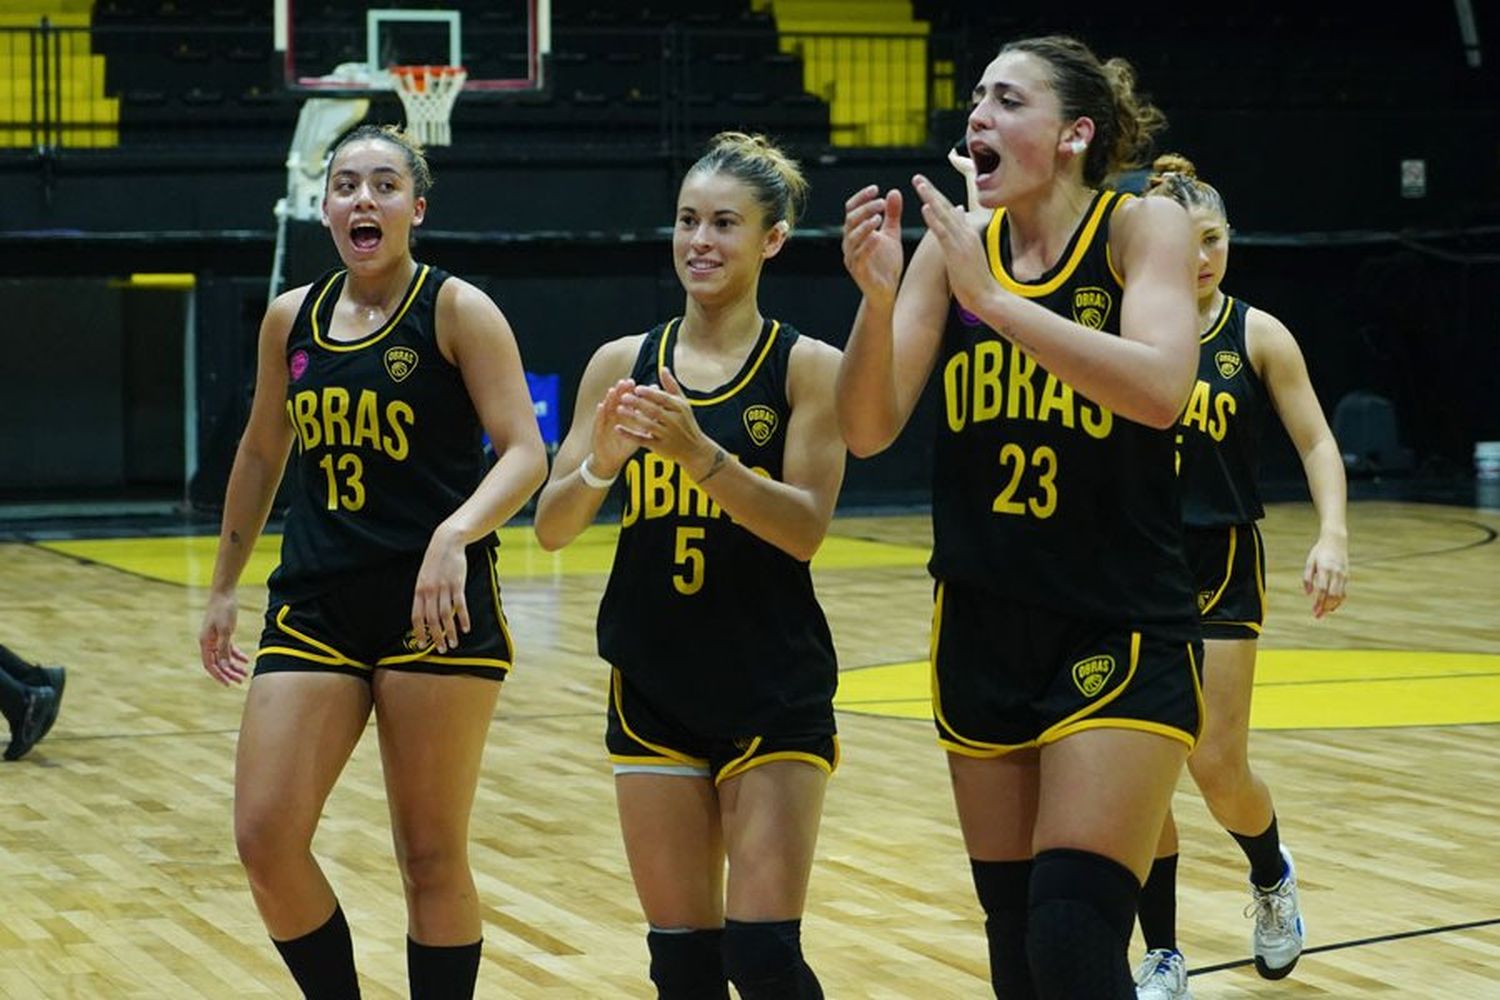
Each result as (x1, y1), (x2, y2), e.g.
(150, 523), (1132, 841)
(197, 125), (547, 999)
(533, 132), (845, 1000)
(840, 36), (1201, 998)
(1129, 154), (1347, 1000)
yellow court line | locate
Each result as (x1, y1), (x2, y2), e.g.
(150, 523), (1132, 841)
(834, 650), (1500, 730)
(37, 526), (929, 588)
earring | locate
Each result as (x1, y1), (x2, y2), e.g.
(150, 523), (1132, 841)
(1070, 139), (1087, 155)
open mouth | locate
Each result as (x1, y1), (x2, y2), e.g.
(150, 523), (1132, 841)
(970, 142), (1001, 180)
(350, 223), (382, 251)
(686, 258), (720, 274)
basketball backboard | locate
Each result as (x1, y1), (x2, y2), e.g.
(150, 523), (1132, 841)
(274, 1), (549, 96)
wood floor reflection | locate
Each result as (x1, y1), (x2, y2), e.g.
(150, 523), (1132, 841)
(1, 499), (1498, 998)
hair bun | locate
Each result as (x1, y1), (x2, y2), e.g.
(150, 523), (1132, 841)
(1150, 152), (1198, 179)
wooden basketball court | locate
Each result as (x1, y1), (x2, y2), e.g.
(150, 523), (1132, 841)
(2, 497), (1498, 997)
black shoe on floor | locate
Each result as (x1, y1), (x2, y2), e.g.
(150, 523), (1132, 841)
(41, 665), (66, 696)
(5, 684), (60, 761)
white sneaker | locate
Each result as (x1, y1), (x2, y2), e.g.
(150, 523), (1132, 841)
(1133, 948), (1192, 1000)
(1248, 845), (1305, 979)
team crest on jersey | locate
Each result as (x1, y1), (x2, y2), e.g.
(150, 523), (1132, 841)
(743, 404), (779, 446)
(1071, 287), (1113, 330)
(1215, 350), (1243, 379)
(384, 346), (419, 383)
(1071, 654), (1115, 698)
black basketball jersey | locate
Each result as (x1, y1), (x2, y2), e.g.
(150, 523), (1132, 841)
(929, 190), (1195, 625)
(596, 317), (838, 737)
(1177, 296), (1267, 526)
(270, 264), (493, 598)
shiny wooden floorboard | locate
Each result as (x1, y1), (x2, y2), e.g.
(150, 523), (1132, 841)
(1, 499), (1498, 998)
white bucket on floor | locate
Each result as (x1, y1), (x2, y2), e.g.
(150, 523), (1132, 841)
(1476, 441), (1500, 480)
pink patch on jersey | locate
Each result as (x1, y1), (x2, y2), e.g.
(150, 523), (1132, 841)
(289, 349), (309, 382)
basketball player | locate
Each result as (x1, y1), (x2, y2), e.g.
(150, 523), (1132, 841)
(840, 36), (1202, 998)
(533, 132), (845, 1000)
(197, 124), (547, 999)
(1129, 154), (1347, 1000)
(0, 644), (64, 761)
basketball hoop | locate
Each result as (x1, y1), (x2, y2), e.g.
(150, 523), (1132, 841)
(391, 65), (467, 147)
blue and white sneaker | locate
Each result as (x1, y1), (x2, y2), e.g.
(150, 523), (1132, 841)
(1133, 947), (1192, 999)
(1248, 845), (1305, 979)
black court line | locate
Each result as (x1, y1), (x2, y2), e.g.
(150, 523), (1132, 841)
(1191, 915), (1500, 977)
(1346, 516), (1497, 566)
(21, 538), (210, 591)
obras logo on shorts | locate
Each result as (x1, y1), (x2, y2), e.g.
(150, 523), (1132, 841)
(384, 346), (419, 383)
(1071, 654), (1116, 698)
(1071, 287), (1113, 330)
(743, 404), (779, 446)
(1197, 589), (1217, 612)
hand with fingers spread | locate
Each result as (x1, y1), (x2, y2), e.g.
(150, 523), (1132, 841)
(619, 367), (722, 480)
(198, 590), (250, 685)
(912, 173), (996, 320)
(842, 184), (905, 308)
(589, 376), (643, 479)
(411, 526), (471, 652)
(1303, 535), (1348, 618)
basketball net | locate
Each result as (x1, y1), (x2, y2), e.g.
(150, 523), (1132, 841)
(391, 65), (467, 147)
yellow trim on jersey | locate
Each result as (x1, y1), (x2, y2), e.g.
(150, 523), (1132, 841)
(657, 317), (782, 406)
(1199, 295), (1236, 345)
(488, 546), (516, 662)
(716, 743), (839, 785)
(262, 605), (368, 669)
(985, 191), (1122, 298)
(311, 264), (431, 351)
(1209, 621), (1264, 635)
(1103, 198), (1132, 288)
(609, 754), (708, 771)
(1040, 717), (1196, 750)
(1251, 522), (1267, 623)
(1199, 525), (1239, 617)
(256, 646), (363, 668)
(611, 668), (708, 767)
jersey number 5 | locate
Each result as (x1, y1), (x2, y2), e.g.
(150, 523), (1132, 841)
(319, 453), (366, 511)
(673, 526), (706, 595)
(992, 443), (1058, 519)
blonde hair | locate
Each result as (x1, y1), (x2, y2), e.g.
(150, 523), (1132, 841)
(999, 35), (1166, 187)
(686, 131), (809, 229)
(1145, 152), (1227, 221)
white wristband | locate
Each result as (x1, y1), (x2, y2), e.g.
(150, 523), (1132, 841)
(578, 455), (618, 490)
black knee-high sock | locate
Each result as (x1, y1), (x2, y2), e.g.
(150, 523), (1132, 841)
(970, 858), (1036, 998)
(1230, 815), (1284, 888)
(647, 928), (729, 999)
(1137, 854), (1178, 952)
(407, 937), (482, 1000)
(722, 918), (821, 999)
(1026, 849), (1140, 1000)
(271, 905), (361, 999)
